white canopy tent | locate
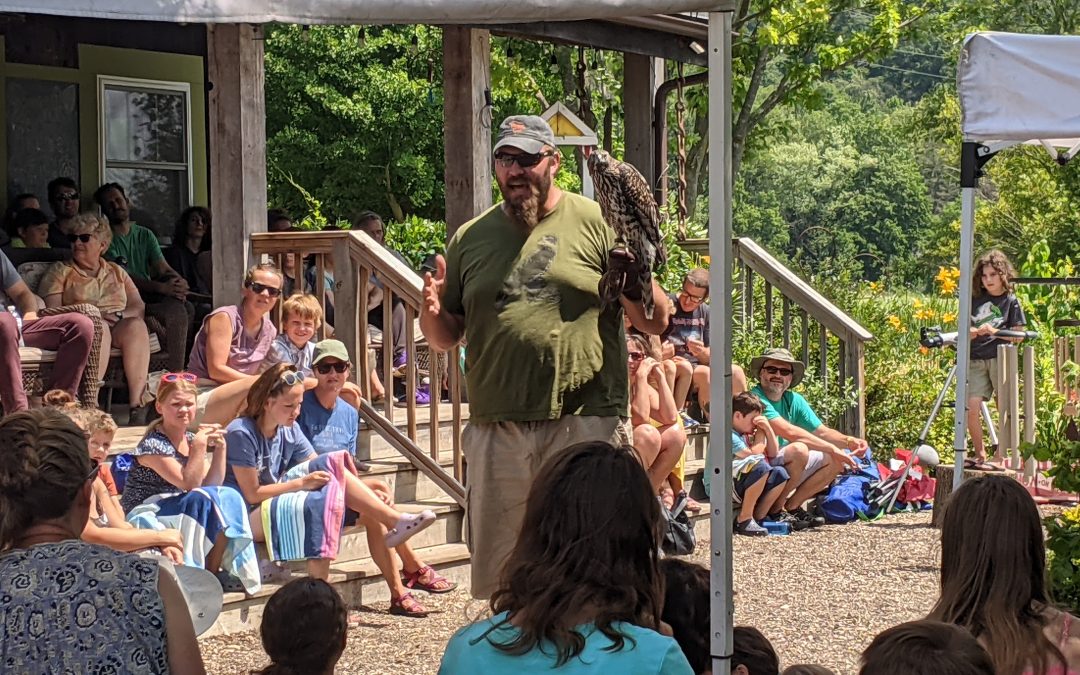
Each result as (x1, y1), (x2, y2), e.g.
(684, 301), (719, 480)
(0, 1), (738, 673)
(953, 32), (1080, 486)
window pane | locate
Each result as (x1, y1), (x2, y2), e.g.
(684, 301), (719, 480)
(104, 87), (187, 164)
(6, 78), (80, 203)
(104, 167), (187, 241)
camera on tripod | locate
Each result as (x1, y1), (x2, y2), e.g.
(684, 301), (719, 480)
(919, 326), (957, 350)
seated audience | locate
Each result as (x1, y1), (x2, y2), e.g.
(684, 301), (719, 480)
(929, 474), (1080, 674)
(223, 363), (436, 581)
(95, 181), (191, 371)
(660, 559), (710, 674)
(723, 392), (791, 536)
(183, 263), (286, 429)
(46, 177), (81, 248)
(0, 248), (94, 414)
(267, 208), (293, 232)
(749, 347), (860, 529)
(352, 211), (410, 373)
(254, 578), (347, 675)
(0, 408), (205, 674)
(265, 294), (364, 409)
(40, 211), (154, 423)
(860, 620), (994, 675)
(662, 268), (748, 423)
(48, 399), (185, 560)
(164, 206), (213, 317)
(3, 193), (39, 236)
(627, 334), (688, 502)
(9, 207), (51, 248)
(438, 441), (694, 674)
(120, 373), (262, 594)
(299, 340), (457, 616)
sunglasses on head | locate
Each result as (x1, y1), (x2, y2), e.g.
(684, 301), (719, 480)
(315, 362), (349, 374)
(493, 151), (554, 168)
(762, 365), (793, 376)
(67, 233), (93, 243)
(160, 372), (197, 384)
(279, 370), (303, 386)
(57, 192), (79, 202)
(246, 281), (282, 297)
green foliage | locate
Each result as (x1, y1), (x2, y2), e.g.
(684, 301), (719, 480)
(384, 215), (447, 271)
(1045, 506), (1080, 616)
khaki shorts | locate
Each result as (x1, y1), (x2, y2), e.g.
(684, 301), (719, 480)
(966, 358), (997, 401)
(463, 415), (631, 599)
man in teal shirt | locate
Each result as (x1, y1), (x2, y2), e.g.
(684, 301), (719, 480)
(749, 347), (862, 527)
(95, 182), (192, 370)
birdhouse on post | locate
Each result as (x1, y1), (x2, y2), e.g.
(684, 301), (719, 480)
(540, 102), (599, 199)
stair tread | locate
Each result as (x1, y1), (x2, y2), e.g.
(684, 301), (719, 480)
(222, 542), (470, 605)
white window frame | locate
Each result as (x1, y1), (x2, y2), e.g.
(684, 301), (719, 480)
(97, 75), (194, 206)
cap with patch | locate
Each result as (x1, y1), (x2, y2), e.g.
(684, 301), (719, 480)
(313, 339), (351, 366)
(494, 115), (557, 155)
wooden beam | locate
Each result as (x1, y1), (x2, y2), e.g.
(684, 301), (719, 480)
(207, 23), (266, 307)
(484, 21), (707, 67)
(623, 53), (662, 188)
(442, 27), (492, 238)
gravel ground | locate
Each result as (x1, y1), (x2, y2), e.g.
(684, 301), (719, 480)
(200, 511), (941, 674)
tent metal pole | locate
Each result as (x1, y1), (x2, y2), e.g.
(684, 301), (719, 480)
(708, 10), (734, 675)
(953, 184), (977, 489)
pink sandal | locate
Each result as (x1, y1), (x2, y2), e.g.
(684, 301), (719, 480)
(403, 565), (458, 593)
(389, 591), (428, 617)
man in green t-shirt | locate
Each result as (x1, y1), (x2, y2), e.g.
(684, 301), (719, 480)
(95, 182), (192, 371)
(749, 347), (862, 528)
(420, 115), (670, 598)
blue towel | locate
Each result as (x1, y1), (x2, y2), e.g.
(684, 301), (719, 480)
(128, 486), (262, 594)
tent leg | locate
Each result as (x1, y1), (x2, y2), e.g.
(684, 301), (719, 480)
(708, 11), (734, 675)
(953, 185), (977, 489)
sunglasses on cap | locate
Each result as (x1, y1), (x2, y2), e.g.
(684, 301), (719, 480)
(67, 233), (94, 243)
(160, 372), (197, 384)
(762, 365), (793, 376)
(279, 370), (303, 386)
(315, 362), (349, 374)
(493, 151), (554, 168)
(245, 281), (282, 297)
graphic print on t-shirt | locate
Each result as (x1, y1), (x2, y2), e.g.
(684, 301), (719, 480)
(972, 300), (1004, 329)
(494, 234), (560, 312)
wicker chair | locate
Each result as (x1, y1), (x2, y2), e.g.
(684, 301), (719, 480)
(17, 303), (106, 406)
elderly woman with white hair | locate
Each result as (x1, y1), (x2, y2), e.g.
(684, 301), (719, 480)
(39, 212), (153, 417)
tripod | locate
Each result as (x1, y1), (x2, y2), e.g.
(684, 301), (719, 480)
(882, 327), (1037, 514)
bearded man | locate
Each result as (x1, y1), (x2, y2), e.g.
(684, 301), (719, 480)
(420, 115), (670, 598)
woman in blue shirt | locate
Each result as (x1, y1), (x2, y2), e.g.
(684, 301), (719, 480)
(223, 363), (435, 580)
(439, 441), (694, 674)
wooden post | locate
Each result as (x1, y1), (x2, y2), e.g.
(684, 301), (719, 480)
(443, 27), (492, 238)
(207, 24), (266, 307)
(623, 54), (662, 190)
(799, 309), (809, 366)
(744, 266), (754, 332)
(844, 338), (866, 438)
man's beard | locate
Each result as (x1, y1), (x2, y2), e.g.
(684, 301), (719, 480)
(106, 209), (127, 226)
(501, 176), (551, 229)
(760, 380), (786, 400)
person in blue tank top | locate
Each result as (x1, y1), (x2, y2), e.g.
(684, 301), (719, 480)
(438, 441), (693, 674)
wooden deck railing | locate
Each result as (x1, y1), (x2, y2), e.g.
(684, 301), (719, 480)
(251, 230), (465, 506)
(733, 237), (873, 436)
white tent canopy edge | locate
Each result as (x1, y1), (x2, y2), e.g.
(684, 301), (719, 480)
(4, 0), (734, 24)
(953, 31), (1080, 488)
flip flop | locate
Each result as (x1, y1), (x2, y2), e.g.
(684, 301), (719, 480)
(965, 459), (1004, 472)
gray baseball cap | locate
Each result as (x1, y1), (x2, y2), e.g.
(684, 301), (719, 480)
(493, 115), (557, 154)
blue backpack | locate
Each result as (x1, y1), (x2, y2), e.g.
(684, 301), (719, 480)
(819, 450), (880, 524)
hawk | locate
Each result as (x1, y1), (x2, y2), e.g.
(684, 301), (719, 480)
(585, 147), (667, 319)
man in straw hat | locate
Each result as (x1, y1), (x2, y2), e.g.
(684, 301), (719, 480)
(749, 348), (863, 527)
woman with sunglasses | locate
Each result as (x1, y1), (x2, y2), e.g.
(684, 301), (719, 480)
(39, 211), (154, 422)
(182, 262), (286, 430)
(119, 372), (263, 594)
(224, 363), (437, 580)
(0, 409), (206, 674)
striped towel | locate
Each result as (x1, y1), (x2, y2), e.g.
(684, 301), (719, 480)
(261, 451), (356, 562)
(128, 486), (262, 594)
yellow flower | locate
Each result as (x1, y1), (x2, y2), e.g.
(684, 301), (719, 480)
(934, 266), (951, 285)
(939, 278), (958, 295)
(914, 308), (938, 321)
(868, 281), (883, 294)
(943, 312), (957, 324)
(919, 346), (930, 356)
(887, 315), (903, 330)
(913, 298), (924, 309)
(701, 255), (711, 265)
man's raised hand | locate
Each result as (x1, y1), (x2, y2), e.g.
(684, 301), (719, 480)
(423, 254), (446, 318)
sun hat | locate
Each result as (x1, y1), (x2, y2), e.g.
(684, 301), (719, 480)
(143, 555), (224, 636)
(313, 339), (351, 366)
(749, 347), (806, 388)
(493, 115), (557, 155)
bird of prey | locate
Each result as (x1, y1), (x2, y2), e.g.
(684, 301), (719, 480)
(585, 147), (667, 319)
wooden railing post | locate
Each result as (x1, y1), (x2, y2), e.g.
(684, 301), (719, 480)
(799, 309), (809, 367)
(782, 298), (791, 351)
(764, 282), (774, 340)
(744, 265), (754, 333)
(842, 336), (866, 438)
(819, 325), (829, 390)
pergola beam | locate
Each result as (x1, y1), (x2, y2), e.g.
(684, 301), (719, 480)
(484, 20), (708, 66)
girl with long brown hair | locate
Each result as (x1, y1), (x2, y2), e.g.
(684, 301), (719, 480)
(438, 441), (694, 674)
(928, 474), (1080, 674)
